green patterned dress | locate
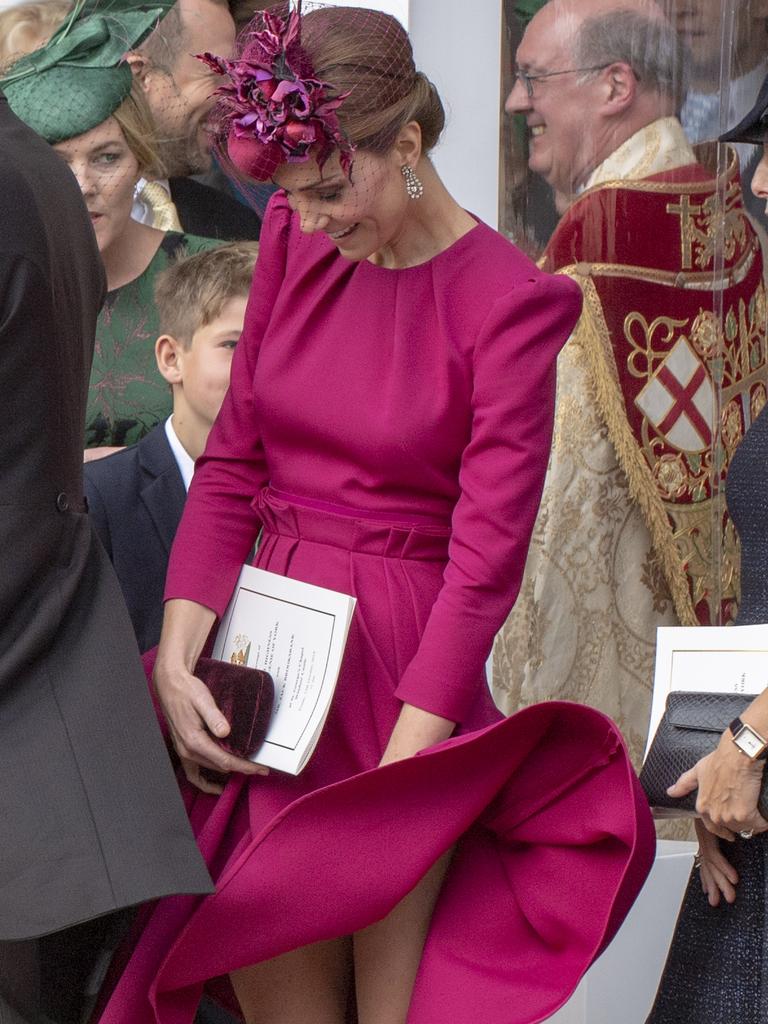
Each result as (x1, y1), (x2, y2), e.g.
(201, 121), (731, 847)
(86, 232), (220, 448)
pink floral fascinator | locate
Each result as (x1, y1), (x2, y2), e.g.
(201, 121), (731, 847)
(198, 3), (356, 182)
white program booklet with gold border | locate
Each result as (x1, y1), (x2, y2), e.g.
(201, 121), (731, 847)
(646, 624), (768, 758)
(212, 565), (356, 774)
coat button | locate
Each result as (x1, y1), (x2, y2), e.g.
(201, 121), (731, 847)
(56, 492), (69, 512)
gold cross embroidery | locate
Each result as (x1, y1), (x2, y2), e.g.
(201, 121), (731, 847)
(666, 194), (704, 270)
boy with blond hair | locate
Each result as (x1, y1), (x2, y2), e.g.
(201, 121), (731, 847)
(84, 241), (258, 651)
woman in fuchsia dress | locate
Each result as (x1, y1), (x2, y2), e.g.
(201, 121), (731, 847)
(99, 7), (655, 1024)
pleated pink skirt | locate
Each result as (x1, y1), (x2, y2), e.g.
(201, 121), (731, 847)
(98, 490), (655, 1024)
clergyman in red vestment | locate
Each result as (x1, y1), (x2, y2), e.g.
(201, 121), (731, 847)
(495, 0), (767, 768)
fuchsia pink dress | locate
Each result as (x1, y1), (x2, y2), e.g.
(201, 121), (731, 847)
(99, 195), (655, 1024)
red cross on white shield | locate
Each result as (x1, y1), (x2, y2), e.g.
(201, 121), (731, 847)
(635, 337), (714, 452)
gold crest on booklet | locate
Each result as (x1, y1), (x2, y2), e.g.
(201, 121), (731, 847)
(230, 634), (252, 666)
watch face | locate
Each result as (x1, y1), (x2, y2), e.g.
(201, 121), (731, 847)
(736, 725), (766, 759)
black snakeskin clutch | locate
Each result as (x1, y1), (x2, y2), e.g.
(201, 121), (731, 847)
(640, 691), (768, 819)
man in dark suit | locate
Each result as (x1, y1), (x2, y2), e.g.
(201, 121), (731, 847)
(85, 242), (257, 653)
(0, 90), (212, 1023)
(127, 0), (262, 240)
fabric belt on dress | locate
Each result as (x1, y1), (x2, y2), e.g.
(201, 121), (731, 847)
(253, 487), (451, 562)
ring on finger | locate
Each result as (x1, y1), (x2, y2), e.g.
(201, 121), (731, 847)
(693, 853), (702, 869)
(739, 829), (755, 840)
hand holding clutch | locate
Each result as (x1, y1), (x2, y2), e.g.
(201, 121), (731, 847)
(640, 692), (768, 836)
(195, 656), (274, 758)
(194, 656), (274, 786)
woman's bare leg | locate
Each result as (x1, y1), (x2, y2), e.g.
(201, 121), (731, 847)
(353, 851), (452, 1024)
(230, 936), (351, 1024)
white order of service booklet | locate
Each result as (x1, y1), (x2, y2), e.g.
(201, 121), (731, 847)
(645, 623), (768, 758)
(212, 565), (356, 774)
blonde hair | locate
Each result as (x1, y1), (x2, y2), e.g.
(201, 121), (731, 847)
(0, 0), (71, 71)
(112, 86), (166, 179)
(154, 242), (259, 347)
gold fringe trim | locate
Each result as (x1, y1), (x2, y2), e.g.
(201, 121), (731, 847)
(565, 273), (699, 626)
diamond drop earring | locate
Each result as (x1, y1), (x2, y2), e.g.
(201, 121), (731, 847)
(401, 164), (424, 200)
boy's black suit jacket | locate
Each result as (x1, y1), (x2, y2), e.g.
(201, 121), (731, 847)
(84, 423), (187, 654)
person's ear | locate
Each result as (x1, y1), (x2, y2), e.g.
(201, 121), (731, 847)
(155, 334), (185, 384)
(599, 61), (636, 114)
(125, 51), (152, 91)
(393, 120), (423, 169)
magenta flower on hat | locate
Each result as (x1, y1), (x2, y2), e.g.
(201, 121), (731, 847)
(198, 9), (356, 179)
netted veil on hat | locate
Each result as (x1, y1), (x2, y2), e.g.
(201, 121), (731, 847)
(1, 5), (165, 143)
(199, 1), (427, 184)
(199, 3), (355, 182)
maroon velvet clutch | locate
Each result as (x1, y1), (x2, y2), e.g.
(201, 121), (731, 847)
(195, 657), (274, 782)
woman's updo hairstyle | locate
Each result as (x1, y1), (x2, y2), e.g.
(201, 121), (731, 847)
(298, 6), (445, 156)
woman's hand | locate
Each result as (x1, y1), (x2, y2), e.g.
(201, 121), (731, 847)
(380, 703), (455, 766)
(667, 732), (768, 841)
(154, 600), (268, 794)
(694, 818), (739, 907)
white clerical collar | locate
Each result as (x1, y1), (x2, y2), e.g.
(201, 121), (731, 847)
(164, 416), (195, 492)
(581, 117), (697, 193)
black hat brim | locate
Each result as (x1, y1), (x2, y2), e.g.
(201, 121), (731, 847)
(719, 73), (768, 145)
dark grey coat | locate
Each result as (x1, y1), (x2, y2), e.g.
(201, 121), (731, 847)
(0, 95), (212, 941)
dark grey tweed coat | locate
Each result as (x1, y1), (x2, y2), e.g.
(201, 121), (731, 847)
(0, 93), (212, 941)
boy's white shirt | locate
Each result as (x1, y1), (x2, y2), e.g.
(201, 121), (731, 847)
(164, 416), (195, 493)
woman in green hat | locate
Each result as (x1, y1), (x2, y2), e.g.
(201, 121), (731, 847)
(2, 7), (221, 454)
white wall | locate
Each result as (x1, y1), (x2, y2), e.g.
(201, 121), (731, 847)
(319, 0), (408, 26)
(408, 0), (503, 228)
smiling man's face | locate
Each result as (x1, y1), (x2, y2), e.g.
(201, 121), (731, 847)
(505, 4), (606, 198)
(137, 0), (236, 175)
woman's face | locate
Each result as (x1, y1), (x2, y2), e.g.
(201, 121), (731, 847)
(272, 148), (412, 262)
(54, 116), (140, 253)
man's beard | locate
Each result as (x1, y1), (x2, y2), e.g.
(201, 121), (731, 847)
(157, 127), (212, 178)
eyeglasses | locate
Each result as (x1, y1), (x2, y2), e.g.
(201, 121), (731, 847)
(513, 64), (612, 99)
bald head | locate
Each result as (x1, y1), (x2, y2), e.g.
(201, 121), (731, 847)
(525, 0), (664, 56)
(532, 0), (683, 107)
(506, 0), (685, 200)
(544, 0), (665, 23)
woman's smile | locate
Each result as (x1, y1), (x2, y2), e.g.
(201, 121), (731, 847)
(328, 224), (358, 241)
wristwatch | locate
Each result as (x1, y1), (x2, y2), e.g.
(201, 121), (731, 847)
(729, 717), (768, 759)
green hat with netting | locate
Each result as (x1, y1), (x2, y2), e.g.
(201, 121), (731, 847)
(1, 5), (165, 143)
